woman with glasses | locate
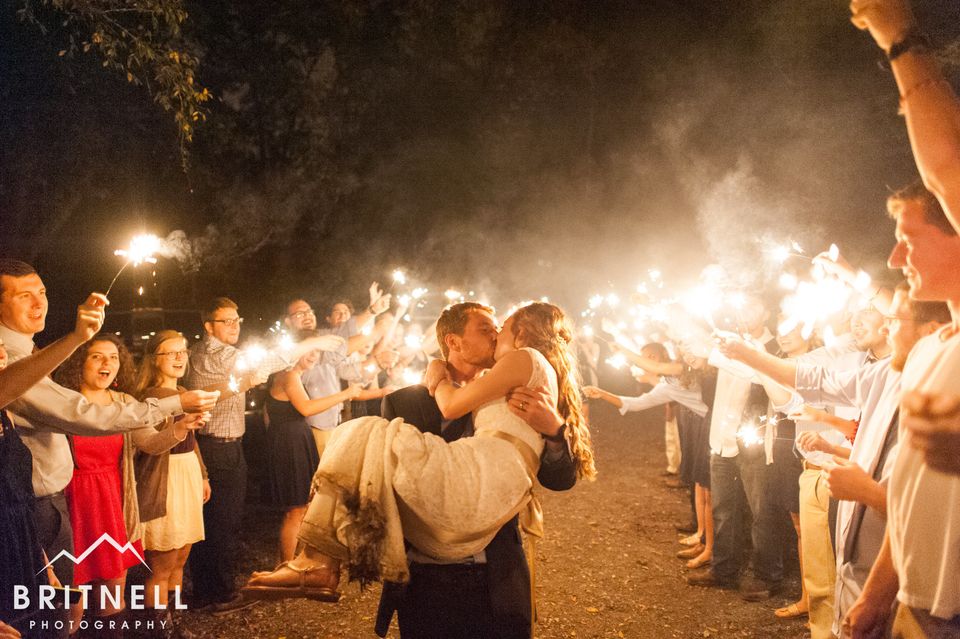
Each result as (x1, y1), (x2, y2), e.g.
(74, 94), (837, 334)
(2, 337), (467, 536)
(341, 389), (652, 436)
(52, 333), (205, 636)
(133, 331), (211, 622)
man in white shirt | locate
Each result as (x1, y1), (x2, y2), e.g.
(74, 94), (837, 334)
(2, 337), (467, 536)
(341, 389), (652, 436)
(687, 295), (782, 599)
(845, 184), (960, 637)
(0, 259), (218, 589)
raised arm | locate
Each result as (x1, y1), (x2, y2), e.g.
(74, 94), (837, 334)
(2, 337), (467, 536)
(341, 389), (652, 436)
(612, 344), (684, 377)
(851, 0), (960, 233)
(582, 386), (624, 409)
(279, 370), (361, 417)
(717, 335), (797, 389)
(0, 292), (105, 408)
(434, 349), (533, 420)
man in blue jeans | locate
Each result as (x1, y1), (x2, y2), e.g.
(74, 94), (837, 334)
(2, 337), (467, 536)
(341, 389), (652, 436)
(687, 295), (783, 600)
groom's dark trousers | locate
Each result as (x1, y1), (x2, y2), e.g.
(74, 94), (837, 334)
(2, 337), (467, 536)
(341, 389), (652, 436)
(374, 385), (577, 639)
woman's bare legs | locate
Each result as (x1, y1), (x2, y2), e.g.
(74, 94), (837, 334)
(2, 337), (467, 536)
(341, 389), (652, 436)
(775, 513), (809, 618)
(280, 506), (307, 563)
(687, 486), (713, 569)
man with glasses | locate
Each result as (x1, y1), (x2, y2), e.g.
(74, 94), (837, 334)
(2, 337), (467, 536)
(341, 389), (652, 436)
(186, 296), (258, 615)
(284, 291), (391, 458)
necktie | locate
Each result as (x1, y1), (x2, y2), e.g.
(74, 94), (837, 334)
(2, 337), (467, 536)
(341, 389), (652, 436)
(842, 408), (899, 564)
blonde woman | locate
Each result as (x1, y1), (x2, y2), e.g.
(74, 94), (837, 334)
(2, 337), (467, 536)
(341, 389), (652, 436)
(246, 302), (594, 599)
(134, 331), (211, 616)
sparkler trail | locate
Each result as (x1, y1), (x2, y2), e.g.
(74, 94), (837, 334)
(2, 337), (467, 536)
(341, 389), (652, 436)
(105, 234), (162, 296)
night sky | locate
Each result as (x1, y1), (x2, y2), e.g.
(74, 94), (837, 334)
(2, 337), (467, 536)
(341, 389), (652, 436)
(2, 0), (959, 341)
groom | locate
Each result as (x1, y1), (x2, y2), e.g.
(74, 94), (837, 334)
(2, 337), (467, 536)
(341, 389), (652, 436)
(244, 302), (577, 638)
(375, 302), (577, 639)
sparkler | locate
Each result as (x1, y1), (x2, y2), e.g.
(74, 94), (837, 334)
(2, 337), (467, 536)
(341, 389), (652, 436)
(764, 239), (810, 265)
(444, 289), (462, 302)
(106, 234), (162, 296)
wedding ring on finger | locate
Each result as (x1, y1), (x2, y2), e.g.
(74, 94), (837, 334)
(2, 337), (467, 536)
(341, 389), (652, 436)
(519, 400), (527, 411)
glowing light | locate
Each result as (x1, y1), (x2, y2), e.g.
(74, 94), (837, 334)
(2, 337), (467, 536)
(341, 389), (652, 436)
(412, 288), (428, 299)
(397, 294), (412, 307)
(737, 424), (764, 447)
(606, 293), (621, 308)
(404, 334), (423, 349)
(605, 352), (628, 370)
(648, 269), (662, 282)
(779, 268), (854, 340)
(582, 325), (594, 338)
(228, 375), (240, 393)
(392, 269), (407, 285)
(853, 270), (873, 293)
(401, 369), (422, 385)
(114, 234), (161, 266)
(778, 273), (798, 290)
(728, 292), (746, 310)
(828, 243), (840, 262)
(137, 286), (144, 296)
(589, 294), (604, 310)
(444, 289), (461, 301)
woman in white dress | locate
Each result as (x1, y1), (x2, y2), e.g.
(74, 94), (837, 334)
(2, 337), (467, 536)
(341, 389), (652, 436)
(244, 302), (595, 599)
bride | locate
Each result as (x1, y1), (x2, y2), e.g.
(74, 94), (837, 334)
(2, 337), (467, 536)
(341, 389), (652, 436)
(243, 301), (595, 600)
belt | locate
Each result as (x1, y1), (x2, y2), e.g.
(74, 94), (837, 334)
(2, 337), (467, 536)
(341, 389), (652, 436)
(802, 460), (823, 471)
(197, 434), (242, 443)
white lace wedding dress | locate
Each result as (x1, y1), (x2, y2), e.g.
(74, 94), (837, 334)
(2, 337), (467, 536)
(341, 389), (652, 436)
(303, 347), (557, 580)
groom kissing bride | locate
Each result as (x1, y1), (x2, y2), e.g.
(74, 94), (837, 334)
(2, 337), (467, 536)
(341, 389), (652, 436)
(245, 301), (595, 639)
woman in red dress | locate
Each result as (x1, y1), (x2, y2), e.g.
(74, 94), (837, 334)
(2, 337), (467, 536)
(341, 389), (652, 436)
(53, 335), (201, 634)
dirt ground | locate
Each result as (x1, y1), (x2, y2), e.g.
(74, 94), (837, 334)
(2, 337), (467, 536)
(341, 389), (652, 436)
(182, 402), (811, 639)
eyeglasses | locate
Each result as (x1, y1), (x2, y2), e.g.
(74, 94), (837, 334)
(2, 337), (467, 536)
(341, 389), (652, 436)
(288, 310), (315, 320)
(210, 317), (244, 327)
(156, 350), (189, 358)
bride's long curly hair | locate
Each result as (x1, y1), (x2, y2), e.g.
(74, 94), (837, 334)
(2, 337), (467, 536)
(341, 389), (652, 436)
(511, 302), (596, 481)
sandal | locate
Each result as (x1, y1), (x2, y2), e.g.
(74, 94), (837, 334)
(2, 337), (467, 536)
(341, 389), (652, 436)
(677, 544), (705, 559)
(678, 533), (702, 547)
(774, 602), (809, 619)
(241, 561), (341, 603)
(685, 554), (711, 569)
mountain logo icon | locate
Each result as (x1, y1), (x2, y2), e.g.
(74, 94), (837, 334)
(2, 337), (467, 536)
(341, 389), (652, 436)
(37, 533), (151, 575)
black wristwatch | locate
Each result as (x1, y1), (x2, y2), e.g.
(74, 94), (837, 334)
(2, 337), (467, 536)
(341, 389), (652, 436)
(887, 32), (931, 62)
(545, 423), (567, 443)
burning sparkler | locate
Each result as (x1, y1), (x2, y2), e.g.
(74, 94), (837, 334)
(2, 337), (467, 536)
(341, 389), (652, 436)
(106, 234), (162, 296)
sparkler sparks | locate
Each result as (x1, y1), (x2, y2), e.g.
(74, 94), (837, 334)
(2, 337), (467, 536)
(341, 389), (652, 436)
(392, 269), (407, 286)
(106, 233), (163, 296)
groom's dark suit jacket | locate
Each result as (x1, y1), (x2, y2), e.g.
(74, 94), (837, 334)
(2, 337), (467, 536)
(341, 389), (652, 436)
(374, 384), (577, 638)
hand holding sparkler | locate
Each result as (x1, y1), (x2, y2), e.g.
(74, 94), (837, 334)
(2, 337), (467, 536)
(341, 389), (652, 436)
(179, 389), (220, 413)
(824, 456), (882, 504)
(71, 293), (109, 343)
(796, 430), (837, 455)
(850, 0), (917, 52)
(175, 411), (211, 439)
(582, 385), (603, 399)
